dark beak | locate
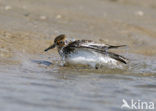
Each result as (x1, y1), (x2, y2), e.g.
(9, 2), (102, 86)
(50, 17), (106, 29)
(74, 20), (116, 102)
(44, 44), (56, 52)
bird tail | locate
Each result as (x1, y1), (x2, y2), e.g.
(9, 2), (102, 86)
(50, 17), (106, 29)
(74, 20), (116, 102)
(107, 52), (128, 64)
(108, 45), (127, 49)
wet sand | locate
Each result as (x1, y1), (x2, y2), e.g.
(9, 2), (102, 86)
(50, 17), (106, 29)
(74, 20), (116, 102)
(0, 0), (156, 111)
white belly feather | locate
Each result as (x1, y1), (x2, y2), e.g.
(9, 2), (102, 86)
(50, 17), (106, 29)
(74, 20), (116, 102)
(64, 48), (118, 68)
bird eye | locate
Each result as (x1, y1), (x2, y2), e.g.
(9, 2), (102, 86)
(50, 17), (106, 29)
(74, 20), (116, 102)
(59, 41), (64, 44)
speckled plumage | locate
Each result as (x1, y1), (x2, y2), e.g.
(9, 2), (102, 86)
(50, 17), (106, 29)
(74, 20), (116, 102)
(44, 34), (128, 68)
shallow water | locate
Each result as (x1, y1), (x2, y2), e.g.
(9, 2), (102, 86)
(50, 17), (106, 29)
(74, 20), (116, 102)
(0, 0), (156, 111)
(0, 53), (155, 111)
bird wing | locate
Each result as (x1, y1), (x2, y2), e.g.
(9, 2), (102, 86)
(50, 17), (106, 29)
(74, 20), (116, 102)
(64, 40), (126, 51)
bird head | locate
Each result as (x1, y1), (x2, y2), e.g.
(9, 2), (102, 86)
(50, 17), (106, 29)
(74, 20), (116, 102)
(44, 34), (66, 52)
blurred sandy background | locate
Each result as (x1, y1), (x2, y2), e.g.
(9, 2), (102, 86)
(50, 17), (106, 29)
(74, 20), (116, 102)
(0, 0), (156, 64)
